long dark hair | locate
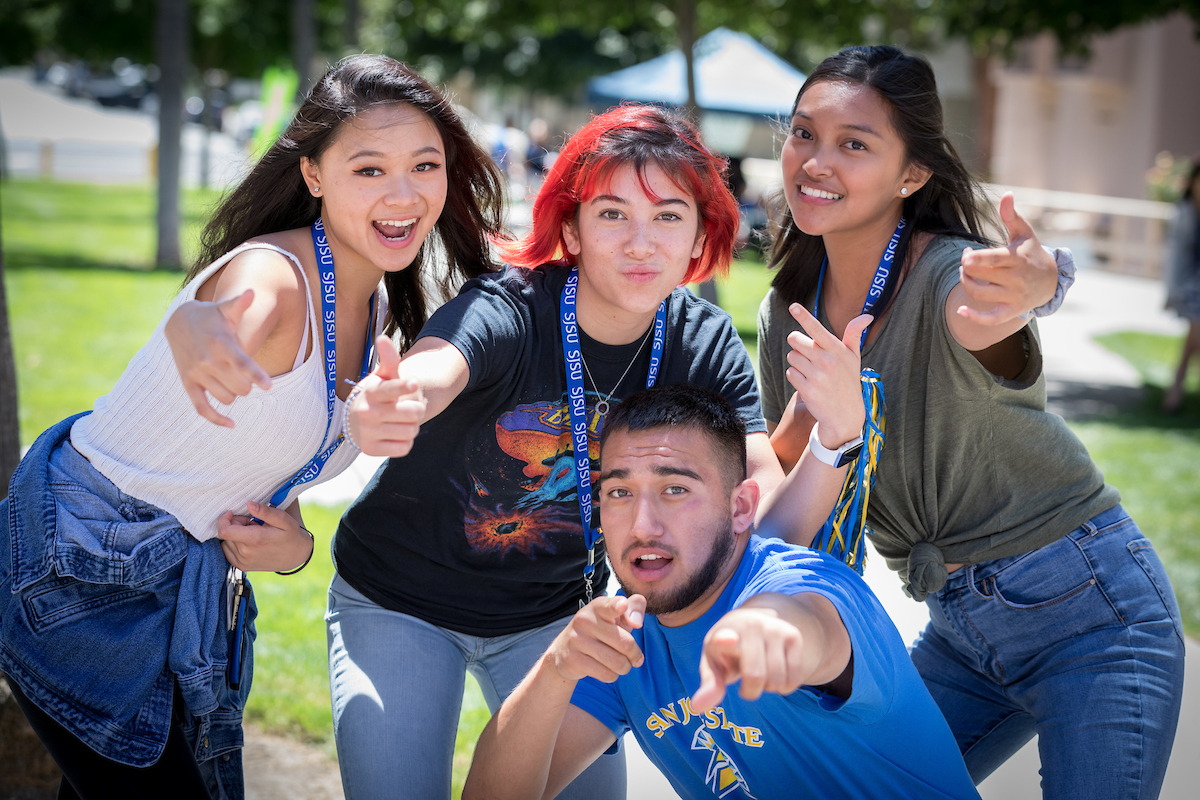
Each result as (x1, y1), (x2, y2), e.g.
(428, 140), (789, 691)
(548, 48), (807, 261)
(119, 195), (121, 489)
(769, 45), (993, 312)
(193, 54), (505, 349)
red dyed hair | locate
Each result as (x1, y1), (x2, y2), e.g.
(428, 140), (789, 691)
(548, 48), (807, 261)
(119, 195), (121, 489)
(499, 105), (739, 284)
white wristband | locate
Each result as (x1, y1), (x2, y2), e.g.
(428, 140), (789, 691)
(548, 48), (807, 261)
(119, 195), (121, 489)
(808, 423), (864, 468)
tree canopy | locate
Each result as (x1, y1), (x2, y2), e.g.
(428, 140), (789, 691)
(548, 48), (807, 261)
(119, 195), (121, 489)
(3, 1), (1197, 93)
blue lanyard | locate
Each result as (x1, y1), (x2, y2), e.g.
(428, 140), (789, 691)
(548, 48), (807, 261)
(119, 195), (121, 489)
(814, 216), (907, 348)
(266, 219), (375, 508)
(559, 266), (667, 604)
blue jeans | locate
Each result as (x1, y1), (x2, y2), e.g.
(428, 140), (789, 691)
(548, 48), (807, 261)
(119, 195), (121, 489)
(910, 506), (1184, 799)
(325, 573), (627, 800)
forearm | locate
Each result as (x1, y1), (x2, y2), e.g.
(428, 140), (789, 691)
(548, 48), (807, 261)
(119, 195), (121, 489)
(945, 283), (1030, 352)
(767, 403), (816, 473)
(756, 449), (848, 547)
(464, 655), (577, 800)
(746, 433), (784, 516)
(394, 336), (470, 421)
(739, 592), (849, 687)
(284, 500), (305, 527)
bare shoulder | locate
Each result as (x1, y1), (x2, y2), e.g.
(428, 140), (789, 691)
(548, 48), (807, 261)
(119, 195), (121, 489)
(243, 228), (313, 267)
(196, 228), (312, 304)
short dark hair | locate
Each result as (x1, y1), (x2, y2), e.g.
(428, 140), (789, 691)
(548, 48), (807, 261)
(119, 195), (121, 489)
(600, 384), (747, 486)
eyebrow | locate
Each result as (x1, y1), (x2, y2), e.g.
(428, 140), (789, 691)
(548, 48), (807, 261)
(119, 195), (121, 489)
(792, 111), (881, 138)
(346, 146), (443, 160)
(598, 464), (703, 484)
(589, 194), (692, 209)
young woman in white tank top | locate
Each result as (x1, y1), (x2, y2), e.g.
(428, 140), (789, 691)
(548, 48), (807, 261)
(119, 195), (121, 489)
(0, 55), (503, 799)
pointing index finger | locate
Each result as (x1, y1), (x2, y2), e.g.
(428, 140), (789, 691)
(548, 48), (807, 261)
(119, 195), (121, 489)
(787, 302), (839, 350)
(622, 594), (646, 630)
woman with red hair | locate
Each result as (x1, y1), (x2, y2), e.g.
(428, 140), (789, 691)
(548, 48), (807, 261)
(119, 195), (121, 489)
(319, 104), (868, 796)
(185, 104), (863, 798)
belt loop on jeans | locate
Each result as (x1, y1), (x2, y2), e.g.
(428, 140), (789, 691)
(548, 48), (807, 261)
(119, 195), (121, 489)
(966, 564), (992, 600)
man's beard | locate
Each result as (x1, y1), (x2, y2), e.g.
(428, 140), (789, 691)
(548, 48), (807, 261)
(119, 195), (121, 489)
(615, 514), (736, 617)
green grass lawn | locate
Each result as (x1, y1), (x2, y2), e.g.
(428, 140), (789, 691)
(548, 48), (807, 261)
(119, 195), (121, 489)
(5, 180), (1200, 793)
(2, 178), (222, 271)
(1081, 331), (1200, 634)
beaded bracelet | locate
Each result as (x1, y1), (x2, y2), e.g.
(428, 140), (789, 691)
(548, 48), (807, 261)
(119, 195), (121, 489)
(275, 526), (315, 576)
(341, 382), (366, 451)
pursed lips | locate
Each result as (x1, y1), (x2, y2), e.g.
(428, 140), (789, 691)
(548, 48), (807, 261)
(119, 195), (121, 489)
(619, 266), (666, 286)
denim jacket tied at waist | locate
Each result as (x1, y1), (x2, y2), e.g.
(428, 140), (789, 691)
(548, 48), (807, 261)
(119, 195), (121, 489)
(0, 413), (256, 782)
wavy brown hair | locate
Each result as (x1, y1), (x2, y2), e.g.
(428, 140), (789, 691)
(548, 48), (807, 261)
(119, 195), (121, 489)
(193, 54), (505, 349)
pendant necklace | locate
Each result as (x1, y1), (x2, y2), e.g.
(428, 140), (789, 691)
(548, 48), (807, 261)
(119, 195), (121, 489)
(580, 326), (653, 417)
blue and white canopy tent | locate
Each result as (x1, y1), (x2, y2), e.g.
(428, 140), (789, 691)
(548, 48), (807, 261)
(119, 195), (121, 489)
(586, 28), (806, 158)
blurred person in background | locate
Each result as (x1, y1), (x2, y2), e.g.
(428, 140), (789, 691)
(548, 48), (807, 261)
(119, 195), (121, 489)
(526, 117), (552, 188)
(1163, 157), (1200, 414)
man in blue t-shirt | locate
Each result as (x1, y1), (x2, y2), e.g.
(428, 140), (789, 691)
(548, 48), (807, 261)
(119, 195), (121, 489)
(464, 385), (979, 800)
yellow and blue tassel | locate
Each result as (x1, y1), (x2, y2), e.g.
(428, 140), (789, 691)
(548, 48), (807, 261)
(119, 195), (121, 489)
(811, 368), (885, 574)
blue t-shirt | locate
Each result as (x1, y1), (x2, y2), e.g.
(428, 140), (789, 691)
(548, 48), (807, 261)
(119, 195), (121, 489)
(571, 537), (979, 800)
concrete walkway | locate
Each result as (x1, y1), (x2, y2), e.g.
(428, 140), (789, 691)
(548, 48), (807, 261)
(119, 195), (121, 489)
(306, 266), (1195, 798)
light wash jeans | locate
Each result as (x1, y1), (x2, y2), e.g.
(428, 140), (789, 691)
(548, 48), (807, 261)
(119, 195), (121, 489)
(910, 505), (1184, 799)
(326, 572), (627, 800)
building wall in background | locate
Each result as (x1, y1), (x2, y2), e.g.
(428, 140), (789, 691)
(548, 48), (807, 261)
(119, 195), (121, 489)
(991, 12), (1200, 200)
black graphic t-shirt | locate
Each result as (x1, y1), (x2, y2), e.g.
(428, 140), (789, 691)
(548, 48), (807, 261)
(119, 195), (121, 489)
(332, 265), (765, 636)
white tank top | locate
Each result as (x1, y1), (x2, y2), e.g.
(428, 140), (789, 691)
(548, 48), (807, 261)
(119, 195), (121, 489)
(71, 242), (386, 541)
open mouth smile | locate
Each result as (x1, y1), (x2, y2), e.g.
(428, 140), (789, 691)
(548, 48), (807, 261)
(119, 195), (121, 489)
(373, 218), (418, 243)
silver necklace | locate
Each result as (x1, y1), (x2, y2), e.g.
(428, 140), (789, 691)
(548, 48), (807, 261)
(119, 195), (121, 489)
(581, 326), (653, 416)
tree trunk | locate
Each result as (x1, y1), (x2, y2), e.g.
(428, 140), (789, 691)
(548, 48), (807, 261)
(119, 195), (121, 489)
(344, 0), (360, 50)
(155, 0), (188, 269)
(0, 128), (61, 800)
(293, 0), (316, 97)
(675, 0), (719, 305)
(971, 50), (997, 180)
(0, 152), (17, 496)
(677, 0), (698, 115)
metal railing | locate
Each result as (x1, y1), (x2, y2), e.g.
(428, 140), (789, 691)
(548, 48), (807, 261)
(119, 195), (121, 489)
(983, 184), (1173, 278)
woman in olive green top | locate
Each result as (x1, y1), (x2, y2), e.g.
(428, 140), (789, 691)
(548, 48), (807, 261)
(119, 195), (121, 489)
(757, 46), (1183, 799)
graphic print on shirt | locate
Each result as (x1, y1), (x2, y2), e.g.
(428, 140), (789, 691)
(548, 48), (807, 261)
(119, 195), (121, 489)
(691, 728), (757, 799)
(461, 393), (603, 558)
(641, 697), (762, 798)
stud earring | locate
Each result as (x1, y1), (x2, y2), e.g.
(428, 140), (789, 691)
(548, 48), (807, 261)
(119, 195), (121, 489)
(901, 187), (908, 196)
(313, 185), (321, 195)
